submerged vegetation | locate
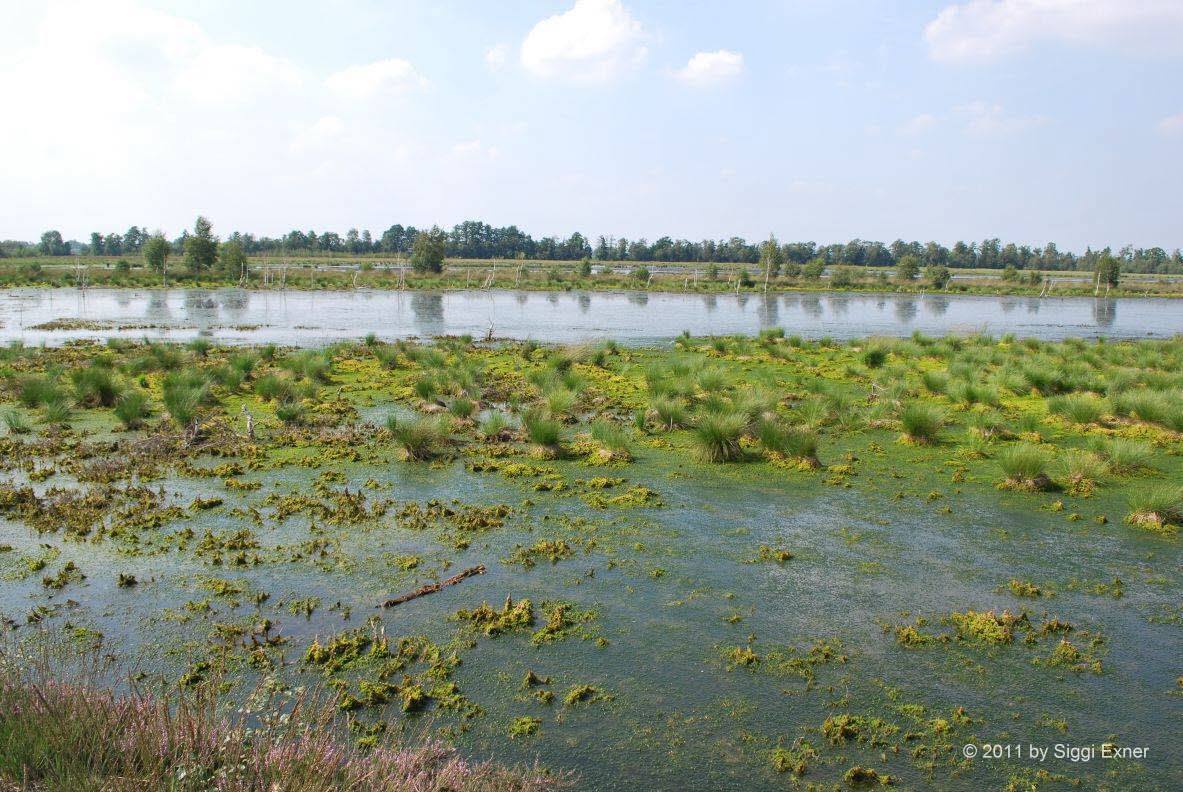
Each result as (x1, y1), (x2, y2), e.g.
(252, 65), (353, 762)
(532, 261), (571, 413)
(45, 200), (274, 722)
(0, 329), (1179, 789)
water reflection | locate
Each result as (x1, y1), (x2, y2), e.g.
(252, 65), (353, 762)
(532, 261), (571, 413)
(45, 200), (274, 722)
(410, 292), (444, 336)
(0, 287), (1166, 347)
(758, 294), (778, 328)
(1093, 298), (1116, 328)
(894, 298), (917, 324)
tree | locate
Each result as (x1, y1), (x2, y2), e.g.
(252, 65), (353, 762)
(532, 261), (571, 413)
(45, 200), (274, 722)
(1094, 253), (1120, 289)
(802, 258), (825, 280)
(39, 230), (68, 256)
(577, 257), (592, 277)
(183, 216), (218, 274)
(220, 240), (249, 279)
(143, 234), (171, 284)
(896, 254), (920, 282)
(760, 234), (784, 283)
(925, 264), (951, 289)
(89, 232), (104, 255)
(410, 226), (446, 273)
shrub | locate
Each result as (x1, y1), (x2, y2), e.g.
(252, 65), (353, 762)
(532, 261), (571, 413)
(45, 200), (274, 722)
(389, 415), (449, 461)
(861, 347), (887, 369)
(899, 402), (944, 443)
(112, 392), (152, 429)
(1048, 394), (1108, 425)
(691, 413), (747, 463)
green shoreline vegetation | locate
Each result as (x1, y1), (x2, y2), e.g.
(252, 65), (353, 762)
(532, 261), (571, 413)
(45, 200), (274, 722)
(7, 215), (1183, 298)
(0, 329), (1180, 789)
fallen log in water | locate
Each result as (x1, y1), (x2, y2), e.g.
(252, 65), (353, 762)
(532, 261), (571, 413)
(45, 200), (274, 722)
(378, 565), (486, 608)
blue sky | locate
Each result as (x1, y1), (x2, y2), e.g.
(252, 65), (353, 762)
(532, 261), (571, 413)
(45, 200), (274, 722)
(2, 0), (1181, 250)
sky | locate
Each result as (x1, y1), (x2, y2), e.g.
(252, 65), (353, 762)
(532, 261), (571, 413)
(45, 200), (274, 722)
(1, 0), (1181, 251)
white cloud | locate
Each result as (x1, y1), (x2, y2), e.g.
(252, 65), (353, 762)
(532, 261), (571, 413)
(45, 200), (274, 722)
(484, 43), (508, 71)
(326, 58), (428, 100)
(898, 113), (940, 136)
(521, 0), (647, 81)
(290, 116), (345, 154)
(926, 0), (1183, 63)
(451, 140), (501, 159)
(956, 101), (1050, 136)
(675, 50), (744, 86)
(174, 44), (301, 105)
(1157, 112), (1183, 136)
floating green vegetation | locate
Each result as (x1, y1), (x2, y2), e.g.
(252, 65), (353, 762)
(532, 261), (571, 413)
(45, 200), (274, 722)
(454, 596), (535, 638)
(508, 715), (541, 738)
(503, 540), (574, 569)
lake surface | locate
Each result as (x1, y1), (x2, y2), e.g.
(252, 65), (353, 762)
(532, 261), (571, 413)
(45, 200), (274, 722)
(0, 287), (1179, 346)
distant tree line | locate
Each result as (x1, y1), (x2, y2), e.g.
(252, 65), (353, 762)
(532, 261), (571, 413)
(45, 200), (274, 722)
(8, 219), (1183, 275)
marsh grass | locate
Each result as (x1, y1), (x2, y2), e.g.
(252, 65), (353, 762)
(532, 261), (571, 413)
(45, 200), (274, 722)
(1114, 390), (1183, 431)
(478, 412), (512, 440)
(1, 408), (31, 435)
(691, 413), (747, 463)
(448, 397), (477, 420)
(522, 408), (564, 456)
(41, 397), (73, 427)
(589, 419), (632, 461)
(112, 392), (152, 429)
(650, 397), (688, 431)
(15, 376), (60, 408)
(899, 402), (945, 444)
(998, 444), (1055, 491)
(756, 420), (819, 466)
(388, 415), (450, 461)
(1087, 437), (1154, 476)
(1057, 449), (1105, 495)
(1125, 485), (1183, 532)
(1048, 393), (1109, 425)
(71, 366), (123, 408)
(161, 371), (211, 427)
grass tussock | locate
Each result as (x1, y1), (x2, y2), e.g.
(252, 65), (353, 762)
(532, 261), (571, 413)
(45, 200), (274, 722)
(691, 413), (747, 463)
(1125, 485), (1183, 534)
(899, 402), (944, 444)
(998, 444), (1055, 492)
